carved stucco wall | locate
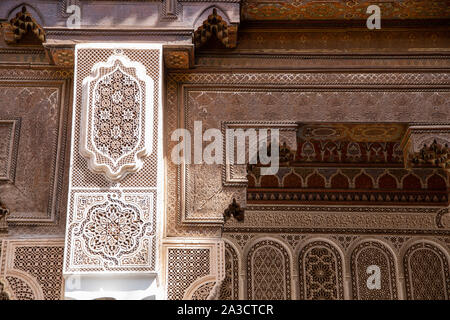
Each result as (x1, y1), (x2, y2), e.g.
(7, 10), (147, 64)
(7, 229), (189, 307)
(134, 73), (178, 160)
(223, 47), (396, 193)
(166, 70), (450, 300)
(0, 68), (72, 236)
(0, 239), (65, 300)
(0, 67), (71, 299)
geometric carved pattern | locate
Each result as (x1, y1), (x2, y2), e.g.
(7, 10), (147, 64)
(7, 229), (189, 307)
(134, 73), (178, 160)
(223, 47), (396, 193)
(166, 71), (450, 238)
(6, 276), (34, 300)
(403, 242), (450, 300)
(247, 240), (291, 300)
(191, 281), (215, 300)
(66, 192), (155, 272)
(298, 241), (344, 300)
(83, 196), (147, 258)
(13, 246), (64, 300)
(351, 241), (398, 300)
(219, 242), (239, 300)
(0, 83), (69, 227)
(64, 44), (162, 277)
(167, 248), (210, 300)
(80, 53), (154, 182)
(0, 120), (20, 182)
(242, 0), (450, 21)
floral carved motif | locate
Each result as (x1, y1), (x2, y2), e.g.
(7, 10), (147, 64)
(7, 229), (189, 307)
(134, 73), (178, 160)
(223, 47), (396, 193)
(80, 53), (154, 182)
(67, 192), (156, 272)
(83, 199), (142, 257)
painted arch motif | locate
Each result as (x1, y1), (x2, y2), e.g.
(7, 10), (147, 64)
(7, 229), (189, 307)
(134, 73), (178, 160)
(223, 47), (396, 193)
(350, 241), (398, 300)
(403, 242), (450, 300)
(247, 240), (291, 300)
(298, 241), (344, 300)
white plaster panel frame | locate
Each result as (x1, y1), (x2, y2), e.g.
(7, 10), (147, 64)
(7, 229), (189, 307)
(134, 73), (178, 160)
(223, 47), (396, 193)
(80, 51), (154, 182)
(64, 43), (164, 299)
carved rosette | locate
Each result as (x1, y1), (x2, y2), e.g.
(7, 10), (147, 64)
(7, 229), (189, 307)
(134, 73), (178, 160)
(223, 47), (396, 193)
(80, 54), (154, 181)
(67, 193), (155, 272)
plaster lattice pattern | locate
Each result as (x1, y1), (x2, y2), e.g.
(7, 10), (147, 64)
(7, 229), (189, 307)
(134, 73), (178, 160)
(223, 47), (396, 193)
(298, 241), (344, 300)
(93, 69), (140, 162)
(166, 248), (210, 300)
(13, 246), (64, 300)
(80, 52), (155, 181)
(404, 242), (450, 300)
(191, 282), (215, 300)
(247, 240), (291, 300)
(351, 242), (398, 300)
(6, 276), (34, 300)
(83, 197), (146, 258)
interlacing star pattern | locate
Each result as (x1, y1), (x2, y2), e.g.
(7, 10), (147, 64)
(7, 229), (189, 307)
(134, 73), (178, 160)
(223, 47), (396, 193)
(93, 68), (140, 161)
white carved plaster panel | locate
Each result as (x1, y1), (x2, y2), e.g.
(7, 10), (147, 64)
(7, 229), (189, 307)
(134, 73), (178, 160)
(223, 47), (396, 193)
(80, 53), (154, 182)
(64, 44), (163, 279)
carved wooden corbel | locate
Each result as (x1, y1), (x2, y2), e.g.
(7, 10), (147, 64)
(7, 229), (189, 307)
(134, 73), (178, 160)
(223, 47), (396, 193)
(163, 45), (194, 69)
(3, 6), (45, 44)
(44, 45), (75, 67)
(194, 8), (237, 49)
(224, 198), (244, 222)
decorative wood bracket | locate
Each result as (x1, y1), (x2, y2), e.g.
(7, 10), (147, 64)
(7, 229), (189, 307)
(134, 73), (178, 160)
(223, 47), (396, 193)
(194, 8), (237, 49)
(44, 45), (75, 67)
(163, 45), (194, 69)
(3, 6), (45, 44)
(224, 198), (244, 222)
